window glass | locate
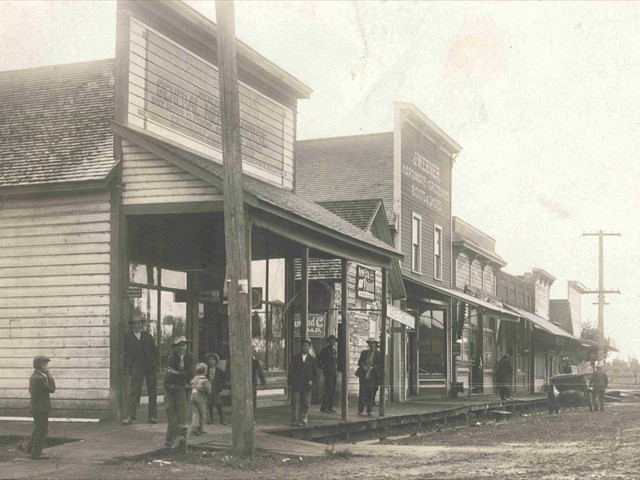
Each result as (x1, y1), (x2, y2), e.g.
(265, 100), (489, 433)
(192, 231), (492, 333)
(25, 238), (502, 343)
(250, 258), (287, 373)
(434, 226), (442, 280)
(127, 289), (159, 343)
(418, 309), (445, 375)
(162, 269), (187, 290)
(129, 263), (158, 286)
(159, 290), (187, 369)
(412, 215), (421, 272)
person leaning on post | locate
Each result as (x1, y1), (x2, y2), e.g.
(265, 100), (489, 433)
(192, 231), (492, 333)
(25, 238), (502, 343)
(26, 356), (56, 460)
(287, 338), (318, 427)
(163, 336), (194, 449)
(122, 313), (158, 425)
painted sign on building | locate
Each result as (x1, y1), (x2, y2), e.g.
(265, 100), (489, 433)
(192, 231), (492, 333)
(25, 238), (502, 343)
(126, 17), (295, 189)
(294, 313), (326, 338)
(356, 265), (376, 301)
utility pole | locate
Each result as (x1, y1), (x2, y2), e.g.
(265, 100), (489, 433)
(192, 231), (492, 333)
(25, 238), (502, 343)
(216, 0), (254, 457)
(582, 231), (621, 364)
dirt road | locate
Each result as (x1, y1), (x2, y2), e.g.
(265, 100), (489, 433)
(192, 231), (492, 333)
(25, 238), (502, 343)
(3, 397), (639, 479)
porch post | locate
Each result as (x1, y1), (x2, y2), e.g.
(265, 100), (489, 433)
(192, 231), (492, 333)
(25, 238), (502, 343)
(301, 247), (309, 341)
(379, 268), (387, 417)
(340, 258), (349, 421)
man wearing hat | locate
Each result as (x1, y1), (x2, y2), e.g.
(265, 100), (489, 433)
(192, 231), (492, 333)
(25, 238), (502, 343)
(356, 337), (382, 416)
(164, 336), (195, 449)
(287, 339), (318, 426)
(26, 356), (56, 460)
(317, 334), (338, 413)
(122, 313), (158, 425)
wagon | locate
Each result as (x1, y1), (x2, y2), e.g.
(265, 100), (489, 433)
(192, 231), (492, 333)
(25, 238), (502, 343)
(550, 373), (594, 411)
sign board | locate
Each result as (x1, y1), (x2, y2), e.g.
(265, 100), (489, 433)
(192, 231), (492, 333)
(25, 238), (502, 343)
(126, 17), (295, 189)
(198, 290), (220, 303)
(294, 313), (326, 338)
(387, 304), (415, 329)
(356, 265), (376, 301)
(125, 287), (142, 298)
(452, 342), (461, 356)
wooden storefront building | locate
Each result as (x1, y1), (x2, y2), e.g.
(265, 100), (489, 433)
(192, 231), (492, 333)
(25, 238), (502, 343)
(0, 0), (402, 420)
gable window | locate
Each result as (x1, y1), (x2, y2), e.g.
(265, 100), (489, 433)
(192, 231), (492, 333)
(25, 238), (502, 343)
(411, 213), (421, 273)
(434, 224), (443, 280)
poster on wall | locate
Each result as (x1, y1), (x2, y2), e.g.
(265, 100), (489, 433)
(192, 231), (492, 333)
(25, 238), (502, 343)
(356, 265), (376, 301)
(293, 313), (326, 338)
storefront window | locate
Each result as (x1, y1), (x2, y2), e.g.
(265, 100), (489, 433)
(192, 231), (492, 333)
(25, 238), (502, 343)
(160, 291), (187, 368)
(127, 288), (158, 342)
(483, 317), (496, 368)
(162, 269), (187, 290)
(128, 260), (188, 368)
(418, 308), (445, 375)
(251, 258), (286, 372)
(129, 263), (158, 286)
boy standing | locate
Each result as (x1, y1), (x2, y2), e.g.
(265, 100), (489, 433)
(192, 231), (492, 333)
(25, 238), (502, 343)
(287, 339), (318, 427)
(27, 356), (56, 460)
(189, 363), (212, 436)
(205, 353), (227, 425)
(164, 336), (194, 450)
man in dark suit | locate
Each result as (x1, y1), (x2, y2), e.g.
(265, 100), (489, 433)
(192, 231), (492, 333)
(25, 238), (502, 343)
(317, 334), (338, 413)
(287, 339), (318, 426)
(27, 355), (56, 460)
(122, 314), (158, 425)
(356, 337), (382, 416)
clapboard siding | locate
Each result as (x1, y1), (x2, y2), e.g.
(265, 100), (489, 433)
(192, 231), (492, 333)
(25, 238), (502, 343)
(122, 140), (223, 205)
(0, 190), (112, 418)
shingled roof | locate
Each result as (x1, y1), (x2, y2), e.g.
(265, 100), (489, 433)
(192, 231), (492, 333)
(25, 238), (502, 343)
(295, 133), (395, 223)
(318, 198), (383, 232)
(0, 59), (117, 188)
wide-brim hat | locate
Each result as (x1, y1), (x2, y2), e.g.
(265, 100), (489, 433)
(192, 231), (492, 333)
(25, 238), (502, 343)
(128, 313), (147, 324)
(327, 334), (337, 341)
(171, 336), (190, 346)
(366, 337), (379, 344)
(301, 338), (312, 346)
(205, 352), (220, 362)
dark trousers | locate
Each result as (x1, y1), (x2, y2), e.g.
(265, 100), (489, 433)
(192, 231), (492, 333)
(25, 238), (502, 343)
(27, 412), (48, 458)
(321, 374), (336, 410)
(207, 391), (225, 422)
(593, 389), (605, 411)
(358, 376), (376, 414)
(127, 367), (157, 420)
(164, 387), (188, 446)
(498, 385), (511, 400)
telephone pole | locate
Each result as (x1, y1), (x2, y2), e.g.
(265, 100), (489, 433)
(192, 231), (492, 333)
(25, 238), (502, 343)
(582, 231), (621, 363)
(216, 0), (254, 457)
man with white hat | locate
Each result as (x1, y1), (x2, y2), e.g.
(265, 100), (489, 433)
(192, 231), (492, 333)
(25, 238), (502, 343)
(356, 337), (382, 416)
(122, 313), (158, 425)
(164, 336), (194, 449)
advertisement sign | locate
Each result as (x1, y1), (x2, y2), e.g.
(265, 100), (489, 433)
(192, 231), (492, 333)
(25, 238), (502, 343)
(356, 265), (376, 301)
(126, 17), (295, 189)
(294, 313), (326, 338)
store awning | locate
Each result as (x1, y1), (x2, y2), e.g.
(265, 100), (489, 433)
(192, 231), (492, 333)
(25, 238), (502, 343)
(421, 282), (519, 321)
(504, 304), (580, 342)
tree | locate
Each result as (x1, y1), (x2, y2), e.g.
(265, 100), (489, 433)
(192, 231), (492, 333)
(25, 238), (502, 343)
(581, 321), (598, 342)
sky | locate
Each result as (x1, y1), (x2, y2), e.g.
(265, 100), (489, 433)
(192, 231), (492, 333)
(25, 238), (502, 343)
(1, 1), (638, 359)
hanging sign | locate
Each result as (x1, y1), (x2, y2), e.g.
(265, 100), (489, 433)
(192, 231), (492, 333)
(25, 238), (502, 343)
(356, 265), (376, 301)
